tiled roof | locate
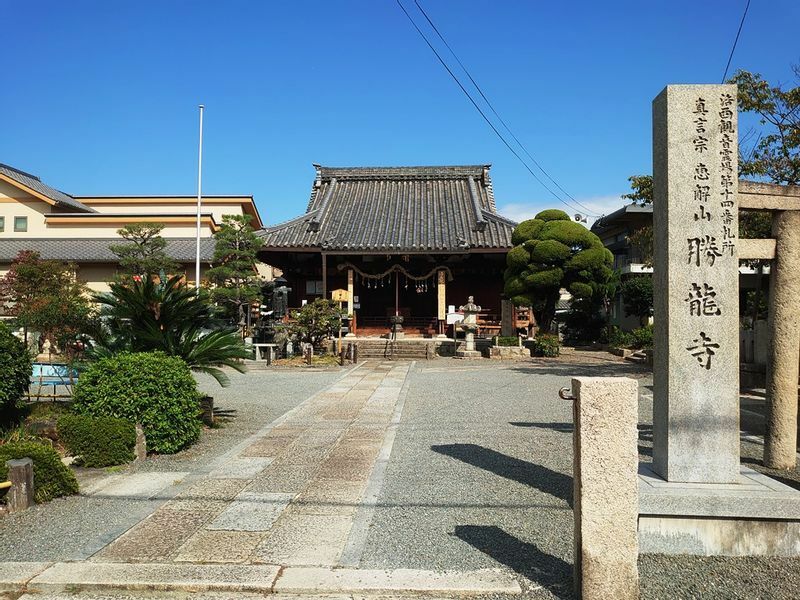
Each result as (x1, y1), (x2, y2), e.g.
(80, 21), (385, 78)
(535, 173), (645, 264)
(0, 238), (216, 263)
(259, 165), (516, 252)
(590, 203), (652, 233)
(0, 164), (96, 213)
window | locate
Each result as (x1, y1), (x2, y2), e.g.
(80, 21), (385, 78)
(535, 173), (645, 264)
(14, 216), (27, 232)
(305, 280), (323, 295)
(0, 216), (4, 232)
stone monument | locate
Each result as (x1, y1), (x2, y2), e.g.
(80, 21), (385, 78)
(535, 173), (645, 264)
(640, 84), (800, 556)
(652, 84), (740, 484)
(455, 296), (482, 359)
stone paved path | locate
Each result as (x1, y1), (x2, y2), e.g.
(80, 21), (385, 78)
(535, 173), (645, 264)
(3, 360), (522, 597)
(92, 360), (409, 567)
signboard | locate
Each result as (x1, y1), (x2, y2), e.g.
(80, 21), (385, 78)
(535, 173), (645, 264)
(331, 289), (348, 303)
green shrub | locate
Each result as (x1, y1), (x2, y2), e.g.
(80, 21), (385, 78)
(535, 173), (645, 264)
(0, 322), (32, 425)
(72, 352), (201, 454)
(621, 276), (654, 323)
(495, 336), (520, 347)
(0, 441), (79, 503)
(532, 333), (560, 357)
(608, 326), (634, 349)
(57, 414), (136, 467)
(631, 324), (654, 349)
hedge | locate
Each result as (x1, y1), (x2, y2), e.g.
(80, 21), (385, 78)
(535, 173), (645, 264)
(0, 441), (79, 503)
(0, 322), (32, 424)
(71, 352), (201, 454)
(57, 414), (136, 467)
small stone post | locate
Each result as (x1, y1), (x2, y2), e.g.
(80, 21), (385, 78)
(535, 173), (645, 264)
(6, 458), (34, 513)
(134, 423), (147, 462)
(200, 396), (215, 426)
(765, 210), (800, 470)
(352, 343), (359, 364)
(501, 298), (515, 337)
(571, 377), (639, 600)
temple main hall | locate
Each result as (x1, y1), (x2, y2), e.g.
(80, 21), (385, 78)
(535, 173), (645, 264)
(258, 165), (516, 337)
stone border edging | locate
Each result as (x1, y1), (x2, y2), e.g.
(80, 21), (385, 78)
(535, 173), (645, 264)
(0, 561), (521, 595)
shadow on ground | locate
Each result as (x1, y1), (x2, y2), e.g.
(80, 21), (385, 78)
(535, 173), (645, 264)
(509, 422), (654, 460)
(432, 443), (572, 504)
(455, 525), (574, 599)
(510, 361), (650, 378)
(510, 422), (572, 432)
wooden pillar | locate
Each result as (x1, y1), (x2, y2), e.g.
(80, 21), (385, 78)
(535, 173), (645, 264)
(437, 270), (447, 336)
(347, 269), (354, 315)
(321, 252), (327, 300)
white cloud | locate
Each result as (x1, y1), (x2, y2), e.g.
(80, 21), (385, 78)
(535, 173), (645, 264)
(497, 194), (628, 228)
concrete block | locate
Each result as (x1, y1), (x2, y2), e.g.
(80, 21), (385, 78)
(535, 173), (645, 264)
(83, 471), (188, 499)
(175, 530), (265, 563)
(639, 464), (800, 520)
(274, 567), (522, 595)
(0, 562), (51, 592)
(28, 562), (281, 593)
(254, 514), (353, 565)
(639, 516), (800, 556)
(206, 491), (293, 531)
(572, 376), (639, 600)
(208, 457), (272, 479)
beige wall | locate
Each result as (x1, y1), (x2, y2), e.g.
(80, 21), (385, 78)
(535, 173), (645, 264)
(43, 220), (216, 238)
(0, 183), (273, 291)
(74, 263), (216, 293)
(0, 190), (51, 237)
(83, 199), (250, 224)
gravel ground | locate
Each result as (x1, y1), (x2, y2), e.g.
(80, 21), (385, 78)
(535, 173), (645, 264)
(0, 367), (342, 562)
(360, 355), (799, 600)
(360, 357), (646, 599)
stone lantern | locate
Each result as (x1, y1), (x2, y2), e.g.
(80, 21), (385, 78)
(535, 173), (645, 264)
(455, 296), (482, 358)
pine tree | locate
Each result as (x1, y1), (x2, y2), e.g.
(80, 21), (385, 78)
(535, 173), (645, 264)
(206, 214), (263, 327)
(110, 223), (179, 278)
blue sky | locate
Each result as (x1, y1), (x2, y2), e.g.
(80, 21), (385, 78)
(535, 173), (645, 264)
(2, 1), (798, 226)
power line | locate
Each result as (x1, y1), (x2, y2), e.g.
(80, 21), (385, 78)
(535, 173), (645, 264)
(722, 0), (751, 83)
(412, 0), (599, 217)
(395, 0), (598, 218)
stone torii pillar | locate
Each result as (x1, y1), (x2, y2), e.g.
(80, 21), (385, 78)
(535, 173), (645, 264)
(739, 180), (800, 470)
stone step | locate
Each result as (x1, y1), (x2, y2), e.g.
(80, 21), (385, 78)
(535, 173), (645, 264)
(355, 341), (435, 359)
(624, 351), (647, 364)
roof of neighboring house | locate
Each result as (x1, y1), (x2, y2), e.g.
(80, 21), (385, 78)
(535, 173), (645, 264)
(0, 164), (96, 213)
(258, 165), (516, 253)
(74, 195), (264, 228)
(590, 203), (652, 234)
(0, 238), (216, 263)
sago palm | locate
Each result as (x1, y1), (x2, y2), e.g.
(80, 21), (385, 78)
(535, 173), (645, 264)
(89, 275), (248, 385)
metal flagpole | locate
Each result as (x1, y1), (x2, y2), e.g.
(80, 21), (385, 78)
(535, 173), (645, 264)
(195, 104), (204, 289)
